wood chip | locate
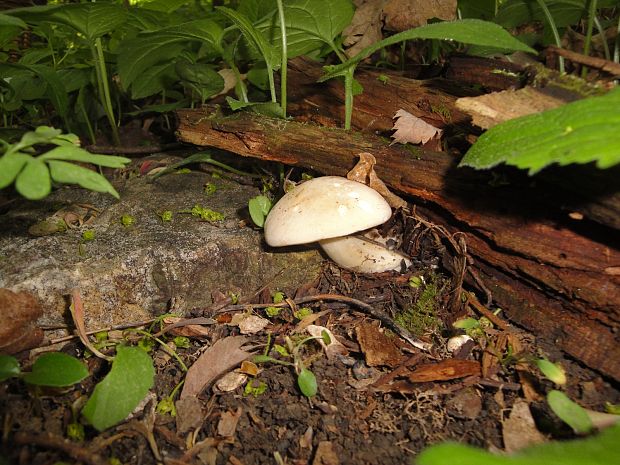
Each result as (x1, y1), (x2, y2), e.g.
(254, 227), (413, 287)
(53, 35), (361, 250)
(356, 321), (403, 367)
(217, 407), (243, 438)
(408, 359), (481, 382)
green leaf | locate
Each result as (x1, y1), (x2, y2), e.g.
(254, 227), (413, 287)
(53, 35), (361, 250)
(217, 6), (279, 69)
(0, 13), (27, 28)
(0, 152), (31, 189)
(117, 19), (224, 94)
(0, 355), (20, 382)
(319, 19), (536, 82)
(8, 3), (128, 41)
(20, 64), (69, 122)
(533, 358), (566, 385)
(82, 345), (154, 431)
(297, 368), (317, 397)
(23, 353), (88, 387)
(547, 390), (594, 434)
(250, 0), (354, 58)
(459, 88), (620, 174)
(226, 97), (285, 118)
(39, 146), (131, 168)
(457, 0), (497, 20)
(15, 158), (51, 200)
(416, 423), (620, 465)
(248, 195), (272, 227)
(48, 160), (121, 199)
(176, 60), (225, 100)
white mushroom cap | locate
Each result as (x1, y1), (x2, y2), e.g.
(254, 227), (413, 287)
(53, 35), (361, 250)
(264, 176), (392, 247)
(319, 235), (412, 273)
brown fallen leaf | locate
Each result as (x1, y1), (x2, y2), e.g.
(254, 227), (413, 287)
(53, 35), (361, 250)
(306, 325), (348, 360)
(408, 359), (481, 382)
(175, 396), (204, 434)
(391, 109), (443, 145)
(312, 441), (339, 465)
(502, 400), (546, 453)
(70, 289), (112, 361)
(217, 407), (243, 437)
(162, 316), (213, 338)
(0, 288), (43, 354)
(347, 152), (407, 209)
(342, 0), (385, 57)
(383, 0), (457, 31)
(356, 321), (402, 367)
(229, 313), (269, 335)
(180, 336), (254, 399)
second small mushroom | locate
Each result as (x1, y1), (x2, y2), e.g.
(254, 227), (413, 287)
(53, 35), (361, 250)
(263, 176), (411, 273)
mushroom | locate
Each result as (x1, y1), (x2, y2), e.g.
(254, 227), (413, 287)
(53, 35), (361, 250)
(264, 176), (411, 273)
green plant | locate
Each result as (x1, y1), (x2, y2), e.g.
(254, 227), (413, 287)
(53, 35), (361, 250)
(0, 126), (129, 200)
(0, 353), (88, 387)
(253, 331), (332, 398)
(319, 19), (536, 129)
(248, 194), (273, 227)
(415, 423), (620, 465)
(82, 345), (154, 431)
(459, 87), (620, 173)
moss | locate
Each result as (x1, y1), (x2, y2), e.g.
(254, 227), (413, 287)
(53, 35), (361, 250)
(395, 275), (444, 337)
(430, 103), (452, 123)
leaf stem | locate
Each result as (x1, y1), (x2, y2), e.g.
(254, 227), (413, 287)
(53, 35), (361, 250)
(581, 0), (598, 77)
(92, 39), (121, 145)
(276, 0), (287, 116)
(534, 0), (565, 73)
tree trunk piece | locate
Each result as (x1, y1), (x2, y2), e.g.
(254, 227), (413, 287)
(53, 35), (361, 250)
(176, 107), (620, 381)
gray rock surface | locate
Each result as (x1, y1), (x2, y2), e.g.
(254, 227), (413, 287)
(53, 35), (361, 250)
(0, 170), (323, 329)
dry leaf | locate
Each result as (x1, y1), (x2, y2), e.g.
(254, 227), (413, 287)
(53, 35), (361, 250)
(347, 152), (407, 209)
(70, 289), (112, 361)
(391, 109), (443, 145)
(229, 313), (269, 335)
(383, 0), (457, 31)
(217, 407), (243, 437)
(356, 321), (402, 367)
(214, 372), (248, 393)
(181, 336), (254, 399)
(502, 400), (546, 453)
(408, 359), (481, 382)
(0, 288), (43, 355)
(175, 396), (204, 433)
(312, 441), (340, 465)
(342, 0), (386, 57)
(163, 316), (212, 337)
(306, 325), (348, 360)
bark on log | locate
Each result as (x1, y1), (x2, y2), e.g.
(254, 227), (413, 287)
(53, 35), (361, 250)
(176, 107), (620, 381)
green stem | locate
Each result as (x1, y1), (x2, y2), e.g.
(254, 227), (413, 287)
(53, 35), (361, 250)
(535, 0), (565, 73)
(92, 39), (121, 146)
(581, 0), (598, 78)
(276, 0), (287, 116)
(615, 14), (620, 63)
(343, 68), (354, 130)
(593, 16), (610, 61)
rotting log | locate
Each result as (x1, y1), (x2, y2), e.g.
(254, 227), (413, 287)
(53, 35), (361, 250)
(176, 107), (620, 381)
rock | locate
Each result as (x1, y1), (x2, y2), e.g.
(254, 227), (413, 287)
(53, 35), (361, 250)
(0, 170), (323, 330)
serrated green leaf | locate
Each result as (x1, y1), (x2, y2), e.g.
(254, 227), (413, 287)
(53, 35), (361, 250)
(39, 146), (130, 168)
(297, 368), (317, 397)
(48, 160), (120, 198)
(459, 88), (620, 174)
(547, 390), (593, 434)
(15, 158), (51, 200)
(416, 424), (620, 465)
(319, 19), (536, 82)
(82, 345), (154, 431)
(0, 152), (31, 189)
(0, 355), (20, 382)
(23, 353), (88, 387)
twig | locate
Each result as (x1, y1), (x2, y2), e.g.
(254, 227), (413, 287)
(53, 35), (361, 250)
(466, 291), (512, 332)
(547, 44), (620, 76)
(85, 142), (183, 154)
(13, 432), (108, 465)
(70, 289), (113, 361)
(210, 293), (431, 351)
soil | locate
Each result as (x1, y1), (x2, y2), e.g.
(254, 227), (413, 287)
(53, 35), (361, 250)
(2, 243), (619, 465)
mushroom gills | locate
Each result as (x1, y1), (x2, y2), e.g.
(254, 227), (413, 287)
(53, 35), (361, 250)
(319, 233), (412, 273)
